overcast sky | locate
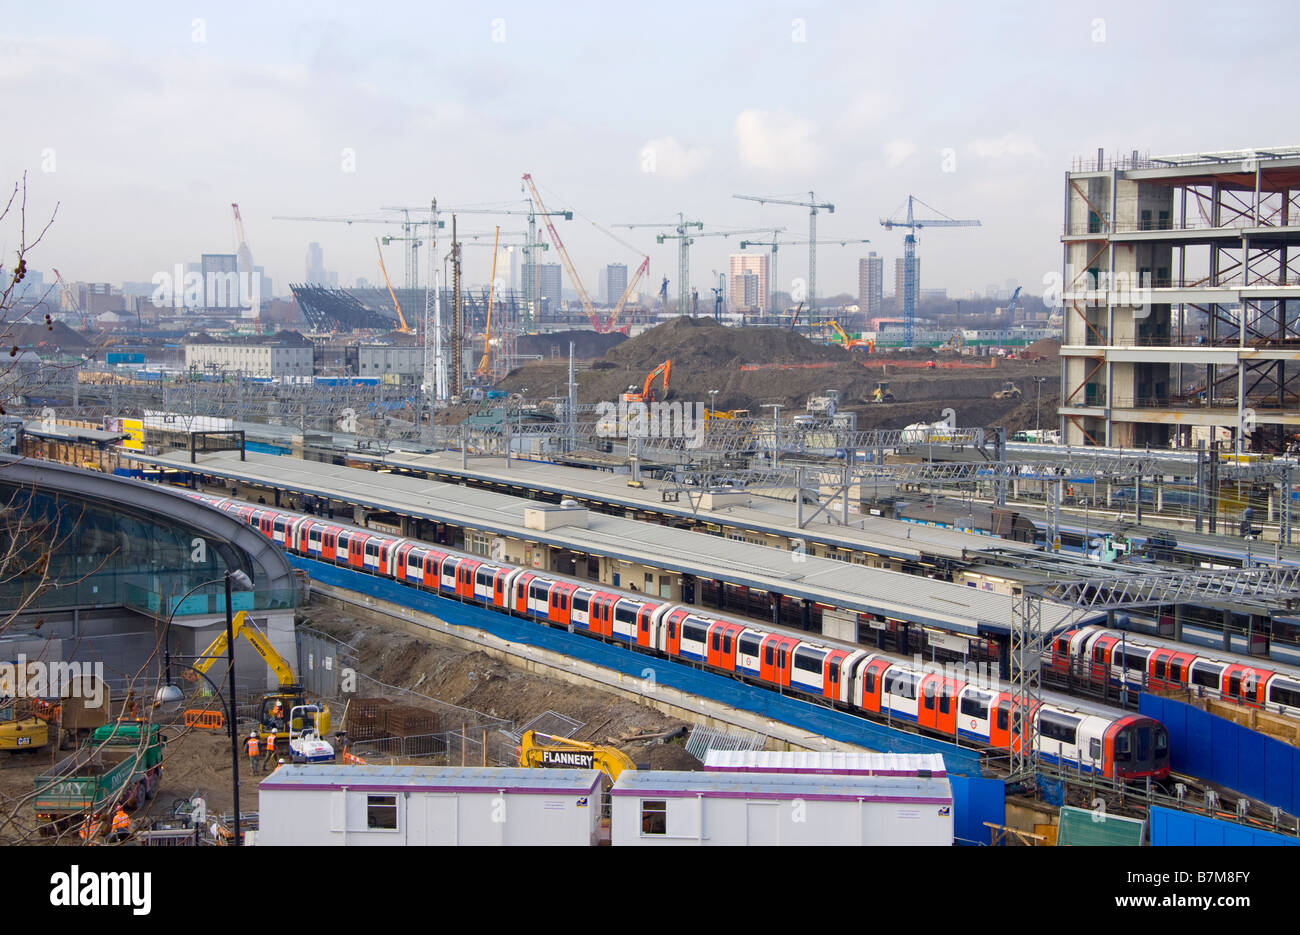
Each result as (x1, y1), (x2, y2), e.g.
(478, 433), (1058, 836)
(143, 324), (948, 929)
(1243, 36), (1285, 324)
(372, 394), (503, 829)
(2, 0), (1294, 303)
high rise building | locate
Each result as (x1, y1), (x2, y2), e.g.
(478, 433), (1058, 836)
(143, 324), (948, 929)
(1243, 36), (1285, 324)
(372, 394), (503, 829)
(894, 257), (919, 300)
(306, 243), (325, 284)
(201, 253), (240, 310)
(538, 264), (562, 307)
(1060, 146), (1300, 449)
(604, 263), (628, 306)
(858, 253), (883, 316)
(728, 253), (768, 312)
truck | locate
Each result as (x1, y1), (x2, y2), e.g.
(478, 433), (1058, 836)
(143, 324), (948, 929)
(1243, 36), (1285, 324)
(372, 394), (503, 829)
(34, 722), (165, 830)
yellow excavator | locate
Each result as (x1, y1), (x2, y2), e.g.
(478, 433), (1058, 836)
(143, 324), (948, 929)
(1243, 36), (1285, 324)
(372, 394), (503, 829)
(518, 730), (636, 786)
(190, 611), (331, 752)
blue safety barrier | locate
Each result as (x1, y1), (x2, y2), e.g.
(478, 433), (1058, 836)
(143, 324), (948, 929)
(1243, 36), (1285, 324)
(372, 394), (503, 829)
(1140, 693), (1300, 815)
(291, 555), (985, 777)
(1148, 806), (1299, 846)
(951, 774), (1005, 845)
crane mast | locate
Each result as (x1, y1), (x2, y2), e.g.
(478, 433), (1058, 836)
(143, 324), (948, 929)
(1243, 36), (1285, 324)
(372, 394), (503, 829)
(522, 173), (605, 332)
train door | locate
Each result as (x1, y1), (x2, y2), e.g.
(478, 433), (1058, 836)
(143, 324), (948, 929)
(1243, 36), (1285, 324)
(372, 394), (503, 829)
(395, 544), (415, 582)
(635, 605), (657, 649)
(322, 529), (337, 561)
(856, 658), (888, 713)
(918, 676), (958, 735)
(1088, 636), (1116, 684)
(988, 696), (1013, 750)
(549, 583), (574, 624)
(706, 623), (727, 669)
(664, 610), (686, 657)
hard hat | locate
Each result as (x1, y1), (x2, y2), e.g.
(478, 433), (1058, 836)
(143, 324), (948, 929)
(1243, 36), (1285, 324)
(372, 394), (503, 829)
(250, 732), (257, 738)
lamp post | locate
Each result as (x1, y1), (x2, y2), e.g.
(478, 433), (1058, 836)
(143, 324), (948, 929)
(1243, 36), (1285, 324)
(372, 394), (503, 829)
(155, 568), (254, 845)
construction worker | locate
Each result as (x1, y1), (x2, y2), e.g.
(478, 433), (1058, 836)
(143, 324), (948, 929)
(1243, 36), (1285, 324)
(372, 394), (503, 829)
(110, 806), (131, 842)
(78, 813), (103, 842)
(246, 731), (261, 774)
(270, 700), (285, 730)
(262, 729), (278, 770)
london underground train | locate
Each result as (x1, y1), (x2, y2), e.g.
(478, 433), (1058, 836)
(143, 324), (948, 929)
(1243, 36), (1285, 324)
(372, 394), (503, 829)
(192, 493), (1170, 781)
(1049, 624), (1300, 718)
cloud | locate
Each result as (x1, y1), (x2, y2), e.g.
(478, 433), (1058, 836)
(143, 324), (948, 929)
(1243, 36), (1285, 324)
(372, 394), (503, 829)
(966, 133), (1045, 160)
(637, 137), (711, 180)
(734, 109), (823, 173)
(883, 139), (916, 167)
(836, 91), (896, 131)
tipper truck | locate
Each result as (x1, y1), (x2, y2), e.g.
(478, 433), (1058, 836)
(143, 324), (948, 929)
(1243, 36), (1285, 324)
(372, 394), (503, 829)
(34, 722), (165, 831)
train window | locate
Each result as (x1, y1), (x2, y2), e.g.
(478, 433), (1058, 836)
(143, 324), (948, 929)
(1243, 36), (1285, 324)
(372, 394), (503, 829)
(530, 583), (548, 600)
(560, 594), (568, 611)
(864, 670), (876, 694)
(829, 665), (838, 684)
(960, 693), (990, 720)
(886, 672), (917, 700)
(1092, 645), (1106, 663)
(682, 622), (709, 644)
(996, 704), (1009, 732)
(723, 635), (733, 655)
(711, 633), (720, 651)
(738, 634), (761, 657)
(365, 542), (379, 557)
(939, 694), (950, 715)
(573, 595), (588, 614)
(1089, 739), (1102, 760)
(1055, 638), (1069, 656)
(1038, 711), (1080, 745)
(923, 689), (935, 711)
(764, 646), (774, 666)
(793, 649), (825, 674)
(1270, 680), (1300, 709)
(777, 649), (787, 668)
(1155, 730), (1168, 753)
(1153, 660), (1166, 679)
(476, 569), (491, 587)
(668, 620), (677, 640)
(1115, 732), (1131, 758)
(1228, 673), (1243, 697)
(1169, 662), (1183, 682)
(1190, 662), (1222, 689)
(615, 606), (636, 626)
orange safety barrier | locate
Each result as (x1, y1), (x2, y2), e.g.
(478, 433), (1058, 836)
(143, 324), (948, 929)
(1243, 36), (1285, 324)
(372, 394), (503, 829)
(341, 748), (367, 765)
(184, 709), (225, 730)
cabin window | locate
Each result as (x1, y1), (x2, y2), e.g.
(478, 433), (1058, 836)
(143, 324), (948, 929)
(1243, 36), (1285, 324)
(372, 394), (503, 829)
(738, 634), (761, 657)
(1089, 739), (1102, 760)
(640, 800), (667, 835)
(960, 693), (990, 720)
(1191, 663), (1222, 689)
(366, 794), (398, 831)
(1038, 711), (1080, 745)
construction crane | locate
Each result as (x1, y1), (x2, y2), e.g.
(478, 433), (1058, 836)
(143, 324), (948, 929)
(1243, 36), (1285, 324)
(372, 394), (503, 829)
(375, 238), (411, 334)
(522, 173), (621, 333)
(51, 268), (87, 328)
(477, 227), (501, 377)
(880, 195), (980, 348)
(739, 235), (870, 319)
(998, 285), (1023, 349)
(734, 192), (834, 319)
(620, 219), (773, 319)
(231, 203), (256, 311)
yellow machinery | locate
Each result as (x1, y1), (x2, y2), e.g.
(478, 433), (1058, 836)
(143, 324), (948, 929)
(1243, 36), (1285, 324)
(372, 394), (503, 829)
(375, 238), (412, 334)
(518, 730), (636, 786)
(0, 701), (51, 754)
(993, 381), (1022, 400)
(829, 320), (872, 352)
(191, 611), (331, 748)
(872, 381), (895, 403)
(477, 227), (501, 377)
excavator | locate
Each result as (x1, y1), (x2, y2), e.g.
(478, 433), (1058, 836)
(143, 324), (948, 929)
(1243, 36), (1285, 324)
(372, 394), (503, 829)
(190, 611), (332, 756)
(620, 360), (672, 405)
(518, 730), (636, 786)
(829, 320), (873, 353)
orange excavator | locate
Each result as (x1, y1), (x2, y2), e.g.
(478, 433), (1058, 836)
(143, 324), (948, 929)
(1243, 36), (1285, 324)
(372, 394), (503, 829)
(621, 360), (672, 405)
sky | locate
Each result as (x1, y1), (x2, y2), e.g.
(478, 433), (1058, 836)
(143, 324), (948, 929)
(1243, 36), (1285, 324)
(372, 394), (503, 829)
(2, 0), (1295, 305)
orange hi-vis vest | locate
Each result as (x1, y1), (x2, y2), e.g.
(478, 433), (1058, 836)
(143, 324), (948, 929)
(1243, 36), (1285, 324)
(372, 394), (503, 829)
(246, 736), (260, 757)
(265, 734), (277, 752)
(112, 810), (130, 833)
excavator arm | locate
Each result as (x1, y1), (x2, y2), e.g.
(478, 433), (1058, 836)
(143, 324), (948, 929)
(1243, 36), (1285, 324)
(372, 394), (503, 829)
(641, 360), (671, 401)
(518, 730), (636, 784)
(191, 611), (298, 688)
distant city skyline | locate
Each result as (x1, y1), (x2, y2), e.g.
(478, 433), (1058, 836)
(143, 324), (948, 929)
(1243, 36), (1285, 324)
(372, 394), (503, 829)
(2, 2), (1293, 306)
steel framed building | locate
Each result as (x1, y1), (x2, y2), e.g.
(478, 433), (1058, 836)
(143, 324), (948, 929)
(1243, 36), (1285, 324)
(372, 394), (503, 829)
(1060, 147), (1300, 450)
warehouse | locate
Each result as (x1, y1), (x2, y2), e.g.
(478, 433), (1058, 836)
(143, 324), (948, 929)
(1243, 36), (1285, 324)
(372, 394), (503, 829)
(609, 770), (953, 846)
(256, 765), (603, 846)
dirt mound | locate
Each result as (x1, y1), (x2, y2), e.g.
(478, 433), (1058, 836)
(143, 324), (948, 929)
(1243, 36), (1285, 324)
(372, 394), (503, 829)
(1023, 338), (1061, 359)
(607, 317), (846, 371)
(518, 330), (627, 360)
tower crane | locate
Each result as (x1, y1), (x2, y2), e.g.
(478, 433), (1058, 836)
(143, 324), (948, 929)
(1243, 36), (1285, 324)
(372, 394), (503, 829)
(880, 195), (980, 347)
(738, 236), (871, 319)
(733, 192), (834, 318)
(620, 219), (776, 318)
(231, 203), (257, 312)
(385, 201), (571, 328)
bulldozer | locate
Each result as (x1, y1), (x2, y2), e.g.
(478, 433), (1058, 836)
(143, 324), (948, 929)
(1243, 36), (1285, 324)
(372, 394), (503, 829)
(993, 381), (1023, 401)
(0, 700), (51, 754)
(872, 381), (896, 404)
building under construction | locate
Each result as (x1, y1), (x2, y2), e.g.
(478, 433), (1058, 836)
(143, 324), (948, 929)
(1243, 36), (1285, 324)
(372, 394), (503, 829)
(1060, 146), (1300, 450)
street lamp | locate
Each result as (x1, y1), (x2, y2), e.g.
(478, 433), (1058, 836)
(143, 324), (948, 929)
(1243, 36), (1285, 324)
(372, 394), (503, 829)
(708, 389), (719, 413)
(154, 568), (254, 845)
